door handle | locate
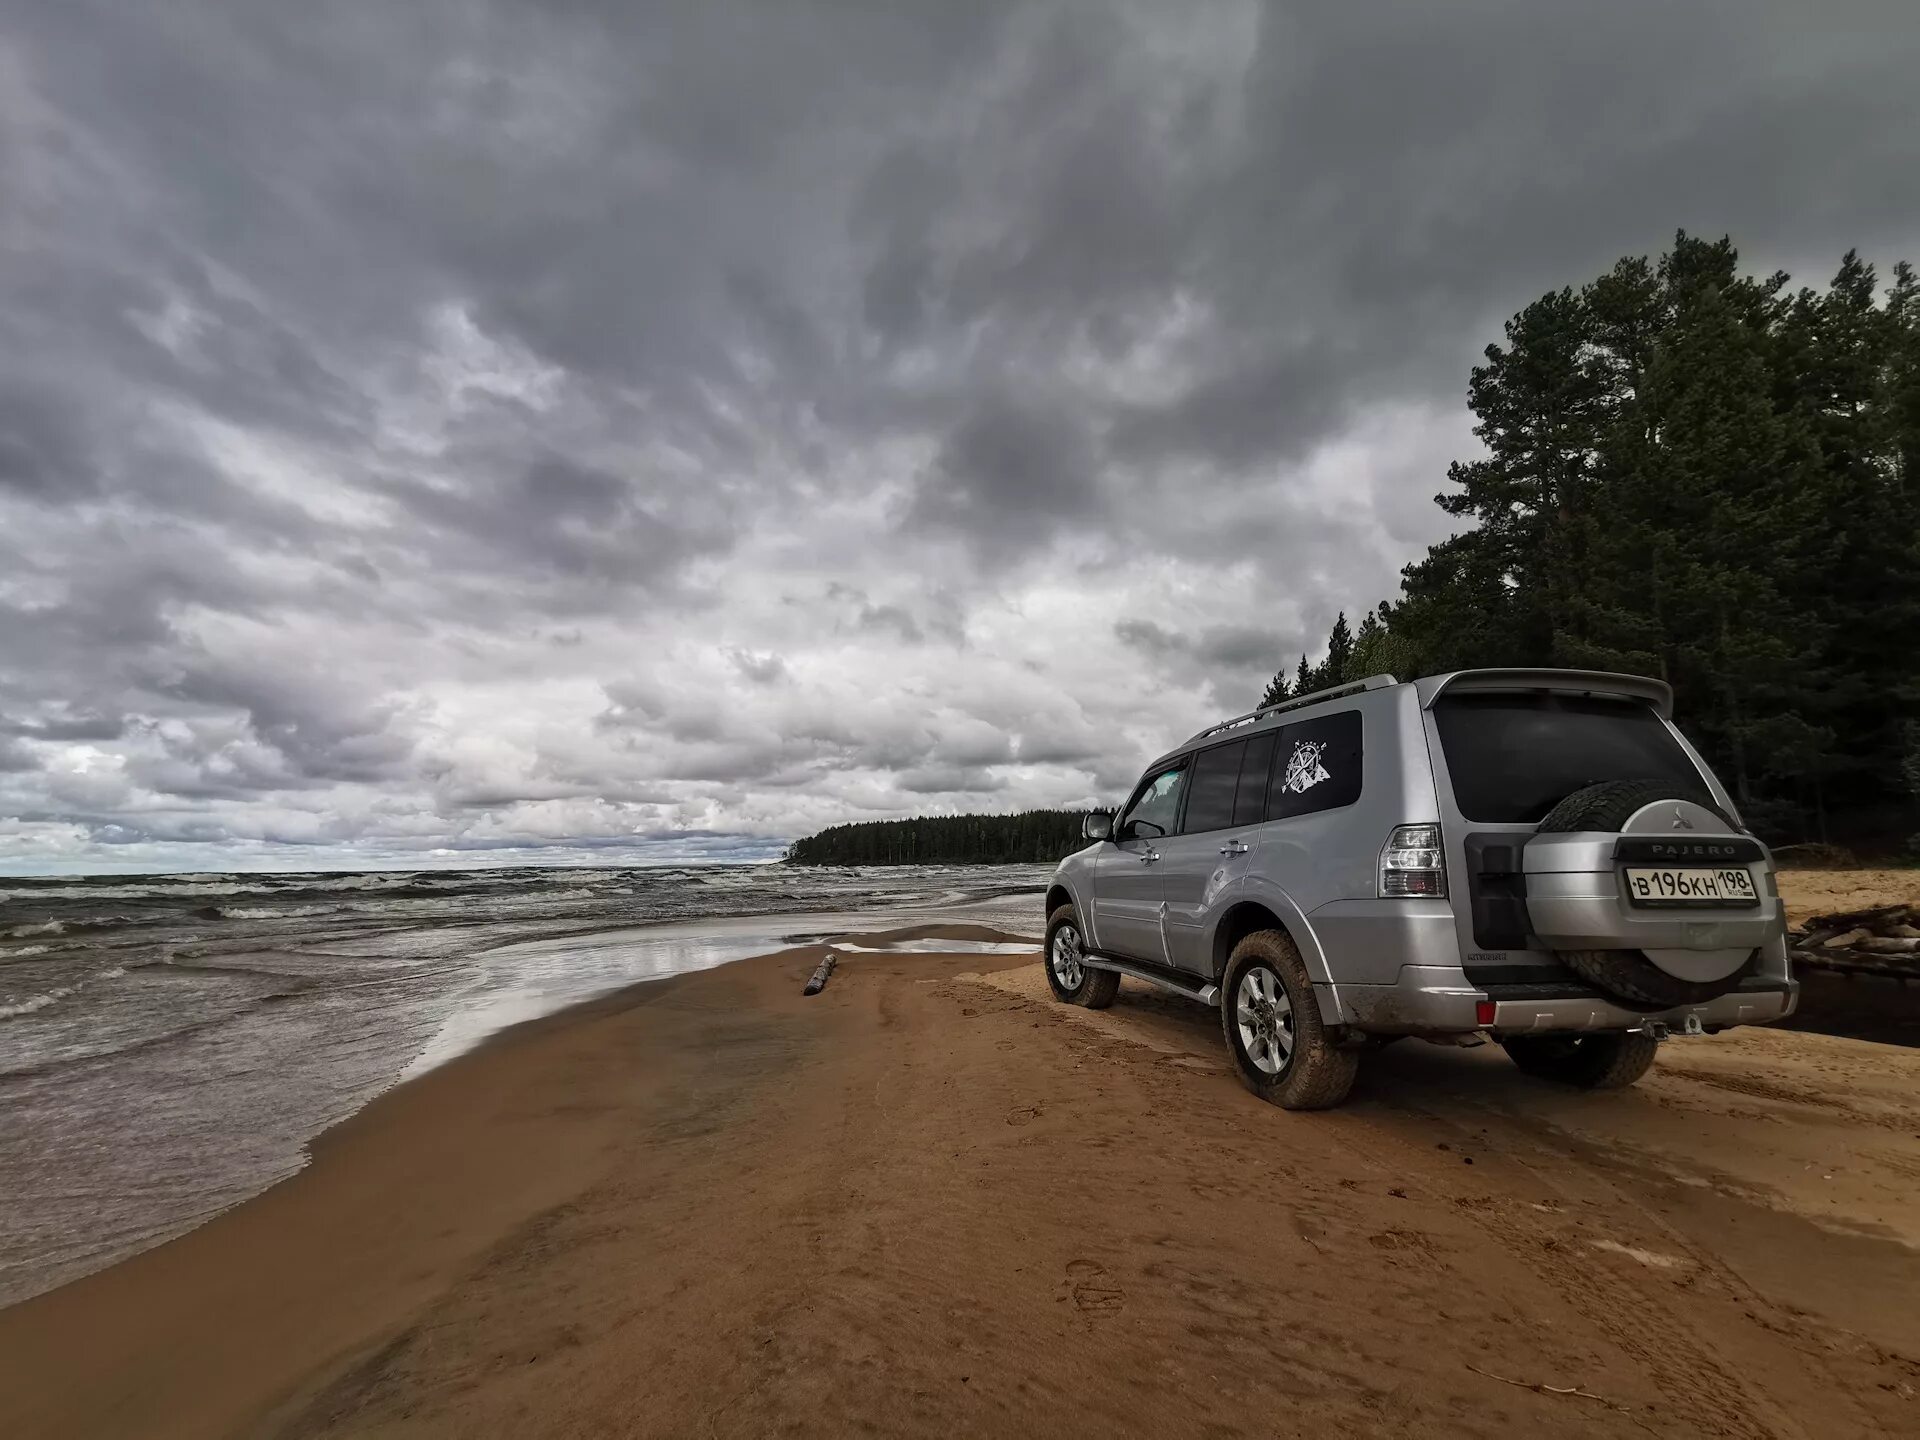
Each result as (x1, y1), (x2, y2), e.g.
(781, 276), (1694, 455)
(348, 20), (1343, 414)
(1140, 849), (1160, 865)
(1219, 840), (1248, 856)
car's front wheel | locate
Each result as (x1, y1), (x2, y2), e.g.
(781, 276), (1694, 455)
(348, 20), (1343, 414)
(1502, 1032), (1659, 1089)
(1044, 904), (1119, 1009)
(1220, 930), (1358, 1110)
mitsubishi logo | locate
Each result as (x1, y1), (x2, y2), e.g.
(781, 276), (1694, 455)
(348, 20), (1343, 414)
(1671, 806), (1694, 831)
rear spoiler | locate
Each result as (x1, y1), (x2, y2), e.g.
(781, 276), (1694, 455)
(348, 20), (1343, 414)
(1415, 669), (1674, 720)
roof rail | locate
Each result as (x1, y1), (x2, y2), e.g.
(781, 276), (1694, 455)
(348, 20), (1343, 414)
(1178, 674), (1398, 751)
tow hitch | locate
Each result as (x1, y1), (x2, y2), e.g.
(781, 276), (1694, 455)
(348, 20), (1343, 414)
(1635, 1012), (1706, 1041)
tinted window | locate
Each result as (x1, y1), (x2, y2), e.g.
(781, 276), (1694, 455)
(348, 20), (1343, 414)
(1234, 733), (1278, 827)
(1434, 693), (1706, 823)
(1121, 764), (1186, 839)
(1266, 710), (1364, 821)
(1182, 739), (1246, 833)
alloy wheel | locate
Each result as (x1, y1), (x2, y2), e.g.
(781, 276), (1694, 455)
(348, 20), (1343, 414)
(1235, 964), (1294, 1075)
(1050, 923), (1085, 992)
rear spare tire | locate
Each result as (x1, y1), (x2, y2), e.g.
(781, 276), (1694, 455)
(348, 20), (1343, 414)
(1503, 1032), (1659, 1090)
(1534, 780), (1753, 1009)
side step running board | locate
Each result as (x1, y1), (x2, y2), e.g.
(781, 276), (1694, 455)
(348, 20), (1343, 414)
(1081, 952), (1219, 1007)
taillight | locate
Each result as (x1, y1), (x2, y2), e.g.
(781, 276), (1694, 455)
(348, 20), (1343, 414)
(1379, 824), (1446, 898)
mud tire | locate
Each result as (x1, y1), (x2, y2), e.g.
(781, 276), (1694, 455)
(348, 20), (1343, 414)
(1220, 930), (1358, 1111)
(1044, 904), (1120, 1009)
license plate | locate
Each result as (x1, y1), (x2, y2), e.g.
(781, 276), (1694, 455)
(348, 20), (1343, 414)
(1623, 866), (1758, 906)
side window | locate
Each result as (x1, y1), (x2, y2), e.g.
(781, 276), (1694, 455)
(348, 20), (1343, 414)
(1234, 732), (1278, 827)
(1181, 739), (1247, 833)
(1120, 764), (1186, 839)
(1266, 710), (1364, 822)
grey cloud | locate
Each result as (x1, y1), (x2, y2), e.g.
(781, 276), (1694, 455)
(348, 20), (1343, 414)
(897, 766), (1009, 795)
(0, 384), (96, 502)
(1, 712), (127, 741)
(905, 388), (1103, 554)
(1115, 617), (1297, 714)
(853, 604), (923, 644)
(1116, 619), (1279, 672)
(1114, 619), (1178, 656)
(727, 649), (788, 686)
(147, 654), (416, 786)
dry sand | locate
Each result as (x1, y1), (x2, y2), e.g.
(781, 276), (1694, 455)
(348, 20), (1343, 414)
(3, 918), (1918, 1438)
(1776, 868), (1918, 927)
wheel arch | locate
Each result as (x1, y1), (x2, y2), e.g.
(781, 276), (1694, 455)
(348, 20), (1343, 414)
(1045, 883), (1075, 919)
(1206, 883), (1333, 986)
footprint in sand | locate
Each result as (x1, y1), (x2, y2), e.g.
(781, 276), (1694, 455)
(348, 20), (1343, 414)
(1064, 1258), (1125, 1318)
(1007, 1104), (1042, 1127)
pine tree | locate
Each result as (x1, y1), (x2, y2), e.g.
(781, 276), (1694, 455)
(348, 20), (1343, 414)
(1381, 529), (1518, 675)
(1346, 608), (1402, 682)
(1258, 668), (1292, 709)
(1319, 612), (1354, 690)
(1293, 654), (1312, 695)
(1436, 287), (1607, 664)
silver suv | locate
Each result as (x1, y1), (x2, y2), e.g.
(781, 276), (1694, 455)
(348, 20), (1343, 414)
(1043, 669), (1797, 1109)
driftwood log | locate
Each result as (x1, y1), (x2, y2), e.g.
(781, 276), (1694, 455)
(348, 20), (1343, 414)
(1789, 903), (1920, 981)
(803, 952), (838, 996)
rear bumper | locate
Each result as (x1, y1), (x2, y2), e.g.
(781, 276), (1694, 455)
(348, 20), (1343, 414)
(1323, 966), (1798, 1035)
(1305, 900), (1797, 1035)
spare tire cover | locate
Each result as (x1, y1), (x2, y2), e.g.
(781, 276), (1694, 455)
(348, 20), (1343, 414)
(1534, 779), (1754, 1006)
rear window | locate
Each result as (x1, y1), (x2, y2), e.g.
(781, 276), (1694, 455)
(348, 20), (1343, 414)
(1433, 692), (1706, 823)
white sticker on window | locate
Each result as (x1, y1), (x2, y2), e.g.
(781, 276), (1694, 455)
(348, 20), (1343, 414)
(1282, 739), (1330, 795)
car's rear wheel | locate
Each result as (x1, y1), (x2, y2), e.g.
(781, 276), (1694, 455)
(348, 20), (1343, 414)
(1502, 1032), (1659, 1090)
(1044, 904), (1119, 1009)
(1220, 930), (1357, 1110)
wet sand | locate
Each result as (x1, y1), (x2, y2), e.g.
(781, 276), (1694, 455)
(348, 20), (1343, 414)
(4, 914), (1917, 1438)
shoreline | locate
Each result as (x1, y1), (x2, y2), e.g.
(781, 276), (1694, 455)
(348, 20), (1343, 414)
(5, 918), (1919, 1438)
(0, 874), (1048, 1310)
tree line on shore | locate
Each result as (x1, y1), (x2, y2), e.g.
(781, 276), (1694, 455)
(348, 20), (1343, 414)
(1262, 233), (1920, 851)
(785, 810), (1088, 866)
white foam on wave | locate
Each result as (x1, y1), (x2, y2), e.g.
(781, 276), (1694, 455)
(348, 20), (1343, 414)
(0, 964), (132, 1019)
(0, 984), (77, 1019)
(5, 920), (65, 939)
(220, 904), (339, 920)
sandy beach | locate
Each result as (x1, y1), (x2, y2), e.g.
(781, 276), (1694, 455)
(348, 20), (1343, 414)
(4, 896), (1919, 1439)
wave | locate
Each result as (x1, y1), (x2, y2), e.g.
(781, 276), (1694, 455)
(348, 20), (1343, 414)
(1, 983), (78, 1019)
(3, 915), (145, 938)
(216, 905), (342, 921)
(3, 944), (53, 959)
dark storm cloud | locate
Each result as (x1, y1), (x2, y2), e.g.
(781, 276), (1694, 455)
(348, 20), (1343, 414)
(0, 0), (1915, 869)
(904, 388), (1104, 554)
(0, 383), (96, 502)
(1115, 618), (1288, 704)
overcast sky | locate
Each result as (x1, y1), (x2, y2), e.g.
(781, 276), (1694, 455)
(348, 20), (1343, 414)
(3, 2), (1918, 873)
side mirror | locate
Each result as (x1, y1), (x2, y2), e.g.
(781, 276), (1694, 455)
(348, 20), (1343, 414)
(1082, 810), (1114, 842)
